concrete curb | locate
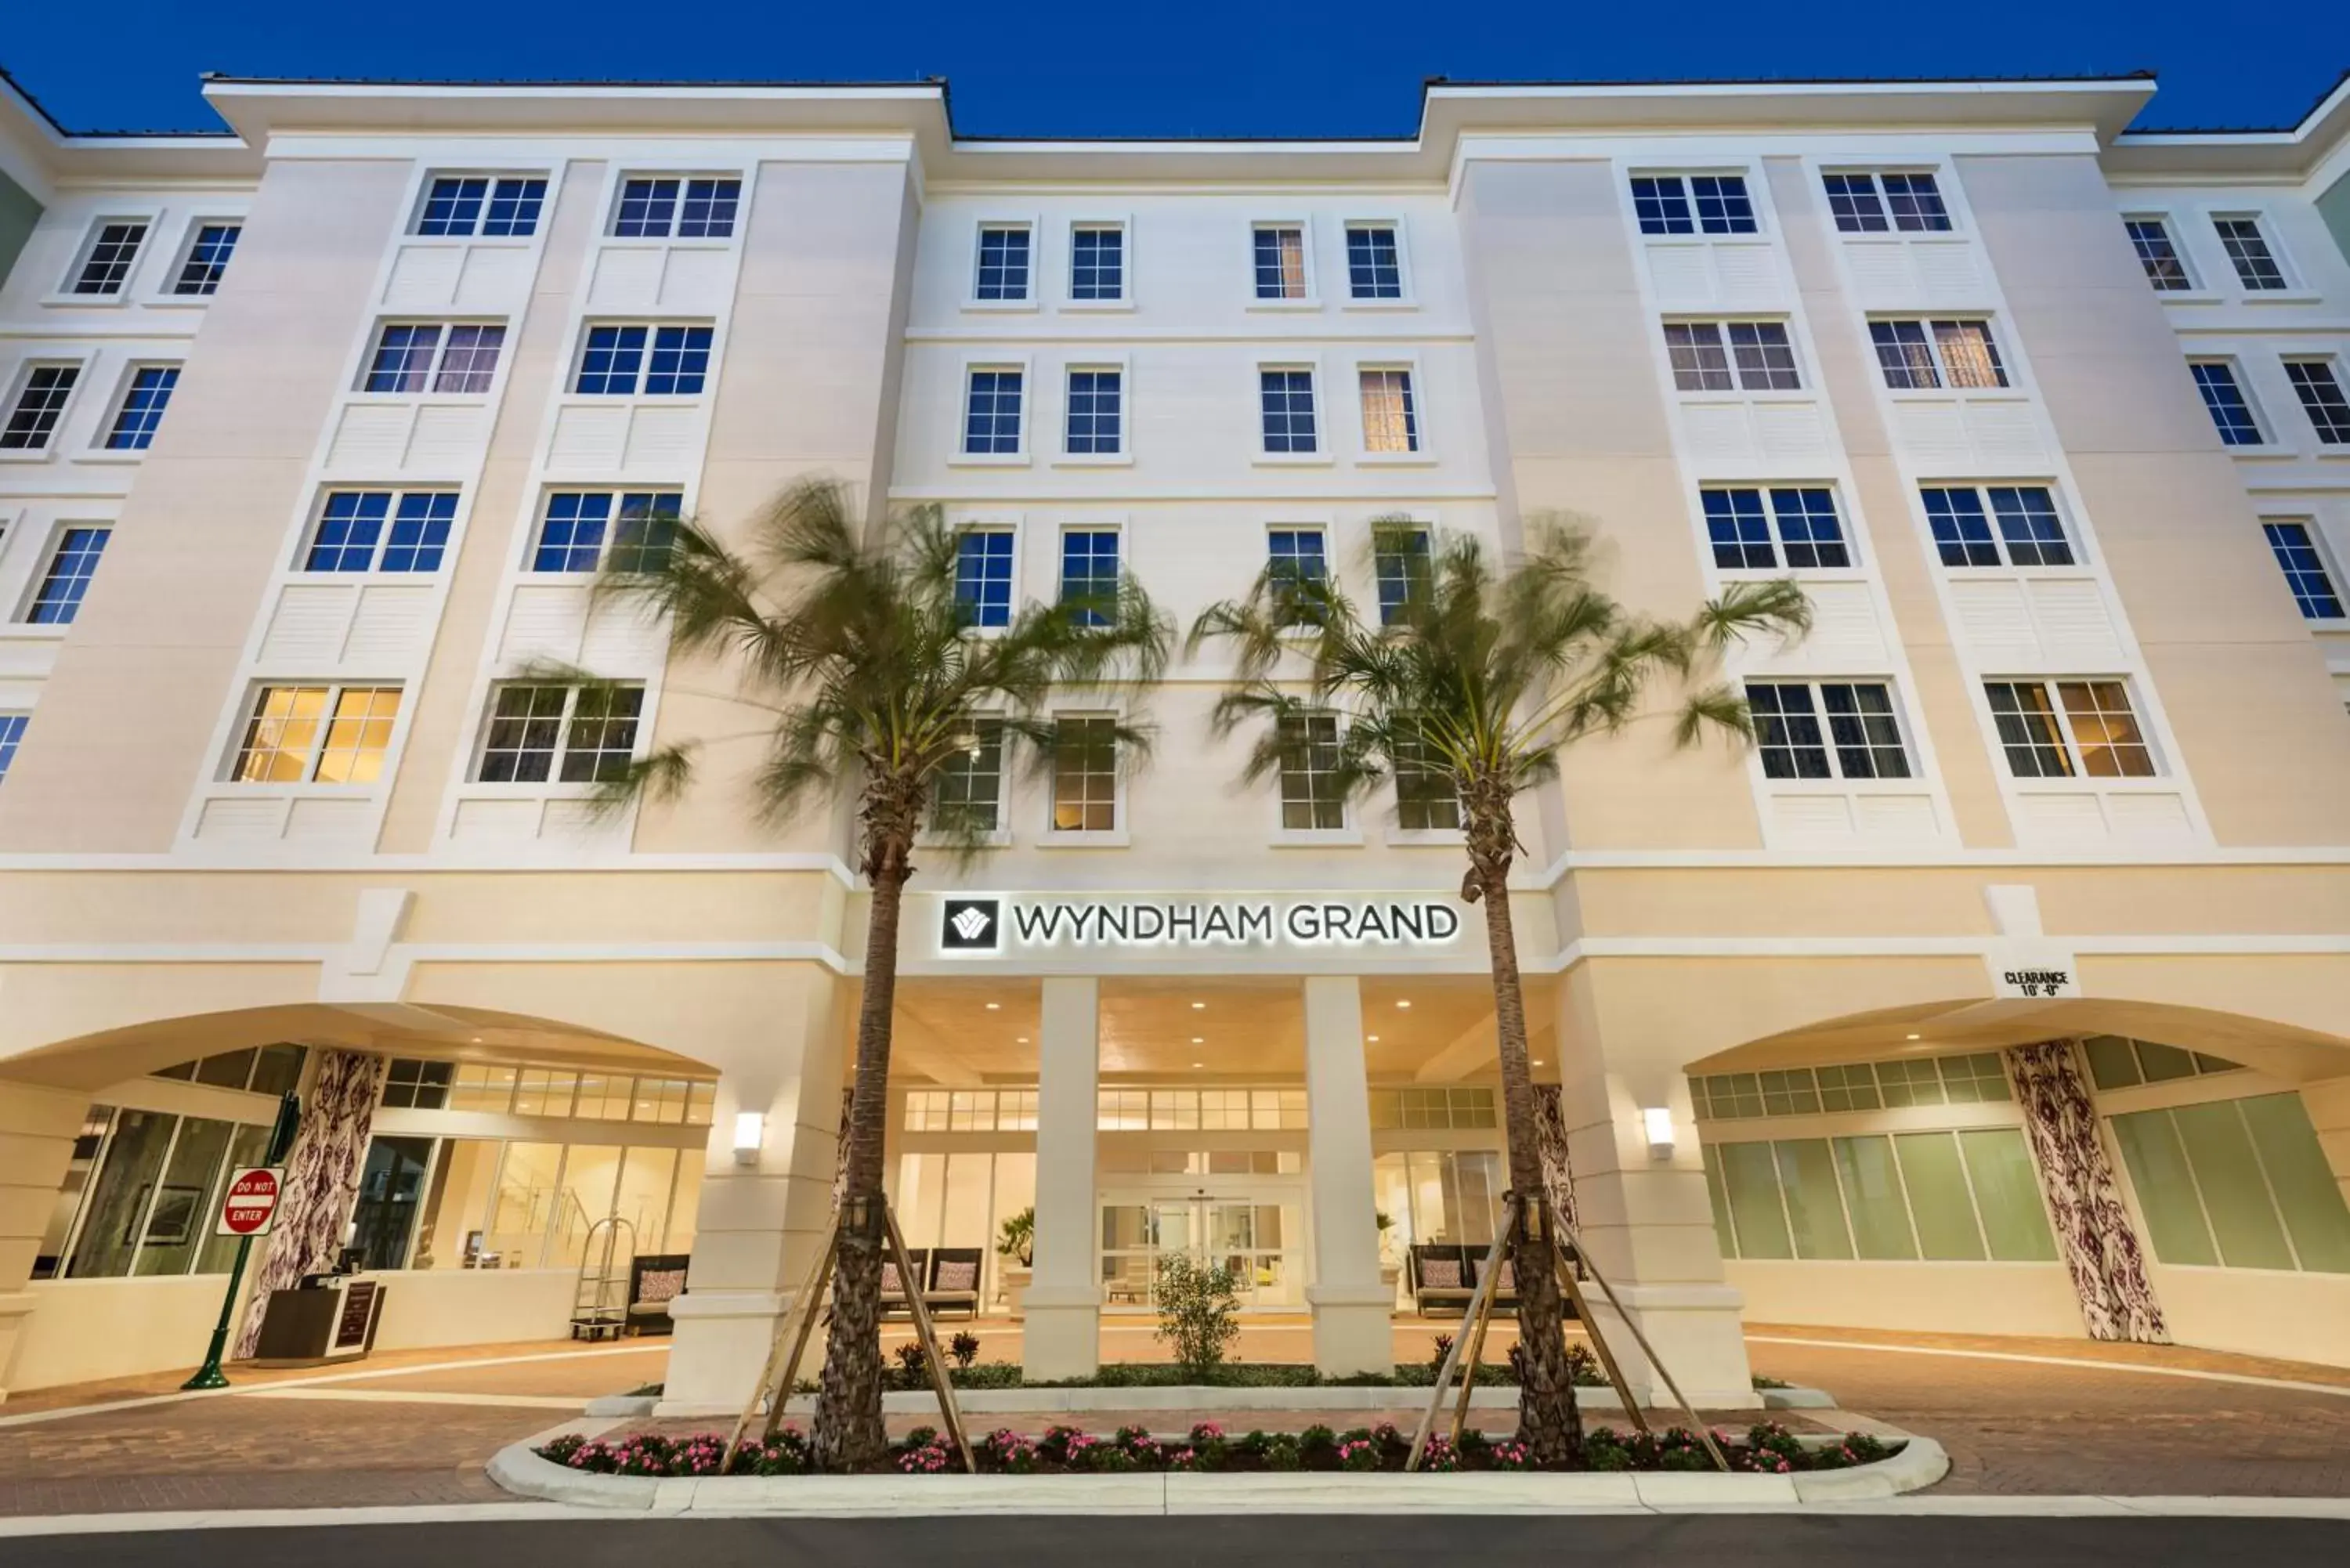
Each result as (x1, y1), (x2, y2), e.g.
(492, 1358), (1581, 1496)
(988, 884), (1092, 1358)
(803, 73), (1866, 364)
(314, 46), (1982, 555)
(625, 1383), (1821, 1418)
(486, 1433), (1947, 1516)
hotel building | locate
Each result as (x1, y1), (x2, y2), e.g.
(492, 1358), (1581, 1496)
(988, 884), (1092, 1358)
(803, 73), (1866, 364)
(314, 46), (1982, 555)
(1, 69), (2348, 1407)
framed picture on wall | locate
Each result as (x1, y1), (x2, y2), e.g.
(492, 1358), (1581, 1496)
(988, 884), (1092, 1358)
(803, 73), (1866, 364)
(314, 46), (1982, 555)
(122, 1183), (204, 1247)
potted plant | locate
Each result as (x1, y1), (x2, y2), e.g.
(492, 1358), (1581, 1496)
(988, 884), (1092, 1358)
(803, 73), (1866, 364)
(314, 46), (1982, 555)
(1376, 1210), (1403, 1297)
(997, 1208), (1036, 1320)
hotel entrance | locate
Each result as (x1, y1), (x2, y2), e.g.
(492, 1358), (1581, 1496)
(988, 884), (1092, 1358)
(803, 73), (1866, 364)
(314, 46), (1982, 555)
(1099, 1180), (1305, 1310)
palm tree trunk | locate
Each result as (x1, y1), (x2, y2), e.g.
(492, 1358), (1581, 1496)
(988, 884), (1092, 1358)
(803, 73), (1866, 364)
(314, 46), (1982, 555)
(808, 841), (911, 1472)
(1470, 847), (1585, 1468)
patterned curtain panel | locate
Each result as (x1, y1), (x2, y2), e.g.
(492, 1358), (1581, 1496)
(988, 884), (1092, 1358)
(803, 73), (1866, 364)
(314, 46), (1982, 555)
(2003, 1040), (2168, 1343)
(1530, 1083), (1579, 1233)
(831, 1086), (852, 1204)
(233, 1050), (389, 1359)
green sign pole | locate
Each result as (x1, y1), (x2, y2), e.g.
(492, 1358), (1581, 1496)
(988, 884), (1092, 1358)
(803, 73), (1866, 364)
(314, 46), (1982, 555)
(182, 1091), (302, 1392)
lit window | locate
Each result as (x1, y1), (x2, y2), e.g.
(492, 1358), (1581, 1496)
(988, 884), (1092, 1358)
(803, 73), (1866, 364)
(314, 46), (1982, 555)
(931, 719), (1005, 833)
(954, 530), (1014, 628)
(531, 491), (679, 573)
(2124, 218), (2192, 291)
(103, 367), (179, 451)
(1058, 529), (1120, 627)
(2, 364), (79, 450)
(1065, 368), (1122, 454)
(475, 684), (645, 783)
(1747, 681), (1911, 780)
(1373, 525), (1432, 625)
(1869, 319), (2007, 390)
(1253, 226), (1307, 300)
(613, 177), (740, 239)
(2189, 361), (2263, 446)
(1918, 485), (2073, 569)
(2261, 521), (2345, 620)
(418, 175), (548, 238)
(25, 527), (109, 624)
(363, 323), (507, 394)
(1665, 320), (1801, 392)
(1631, 174), (1756, 236)
(1277, 712), (1346, 829)
(572, 323), (713, 396)
(1824, 172), (1951, 233)
(68, 221), (148, 294)
(2213, 217), (2287, 291)
(1070, 226), (1124, 301)
(172, 223), (241, 294)
(2285, 360), (2350, 445)
(1050, 715), (1119, 832)
(306, 490), (458, 573)
(1358, 367), (1420, 453)
(974, 226), (1032, 301)
(964, 369), (1025, 454)
(232, 685), (403, 783)
(1983, 679), (2156, 779)
(1703, 487), (1850, 571)
(1344, 225), (1403, 299)
(1259, 368), (1318, 453)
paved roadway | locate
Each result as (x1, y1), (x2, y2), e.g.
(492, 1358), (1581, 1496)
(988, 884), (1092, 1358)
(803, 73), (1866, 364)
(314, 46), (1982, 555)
(8, 1516), (2350, 1566)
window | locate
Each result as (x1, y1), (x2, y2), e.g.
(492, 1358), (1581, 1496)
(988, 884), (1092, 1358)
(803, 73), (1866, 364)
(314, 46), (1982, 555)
(1983, 679), (2156, 779)
(2189, 360), (2264, 446)
(1277, 712), (1346, 830)
(417, 175), (548, 238)
(1706, 1129), (2055, 1264)
(2083, 1034), (2243, 1090)
(1069, 226), (1124, 301)
(1064, 368), (1123, 455)
(1358, 367), (1420, 453)
(2124, 218), (2193, 291)
(1869, 319), (2007, 390)
(26, 527), (109, 623)
(2213, 216), (2287, 291)
(3, 364), (78, 450)
(363, 323), (506, 394)
(2261, 521), (2345, 620)
(1918, 485), (2073, 569)
(0, 713), (27, 782)
(531, 491), (679, 574)
(931, 719), (1006, 834)
(306, 490), (458, 573)
(974, 225), (1032, 302)
(475, 684), (645, 783)
(103, 367), (179, 451)
(1392, 732), (1460, 831)
(232, 685), (403, 783)
(1746, 681), (1911, 781)
(68, 221), (148, 295)
(1267, 527), (1328, 623)
(1253, 226), (1307, 301)
(1050, 716), (1118, 832)
(1344, 225), (1403, 299)
(572, 324), (713, 396)
(1823, 172), (1951, 234)
(2110, 1094), (2350, 1274)
(1259, 368), (1318, 453)
(2285, 360), (2350, 445)
(380, 1058), (456, 1110)
(1630, 174), (1757, 236)
(172, 223), (241, 295)
(613, 177), (740, 240)
(963, 369), (1025, 455)
(953, 530), (1014, 629)
(1702, 486), (1850, 571)
(1373, 525), (1431, 625)
(1664, 320), (1801, 392)
(1059, 529), (1119, 627)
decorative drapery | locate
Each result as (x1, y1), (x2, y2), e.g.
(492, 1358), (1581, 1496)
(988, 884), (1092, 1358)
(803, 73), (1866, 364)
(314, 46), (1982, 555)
(2003, 1039), (2168, 1344)
(1529, 1083), (1579, 1233)
(233, 1050), (388, 1359)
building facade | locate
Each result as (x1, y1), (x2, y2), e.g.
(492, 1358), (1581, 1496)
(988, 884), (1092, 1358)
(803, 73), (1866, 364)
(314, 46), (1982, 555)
(2, 71), (2348, 1408)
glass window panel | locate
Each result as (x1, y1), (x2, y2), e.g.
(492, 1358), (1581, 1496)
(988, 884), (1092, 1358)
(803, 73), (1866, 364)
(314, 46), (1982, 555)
(545, 1145), (621, 1269)
(450, 1064), (518, 1113)
(1773, 1140), (1855, 1259)
(664, 1149), (706, 1254)
(611, 1147), (678, 1252)
(2170, 1101), (2294, 1270)
(1703, 1154), (1739, 1258)
(1664, 321), (1733, 391)
(2056, 681), (2155, 778)
(2238, 1093), (2350, 1274)
(349, 1134), (434, 1272)
(194, 1049), (258, 1090)
(64, 1109), (179, 1277)
(193, 1124), (273, 1274)
(2262, 521), (2347, 620)
(2081, 1035), (2142, 1089)
(1719, 1141), (1793, 1259)
(132, 1115), (238, 1276)
(1253, 226), (1307, 300)
(413, 1136), (501, 1269)
(512, 1068), (577, 1118)
(2192, 361), (2263, 446)
(484, 1141), (562, 1267)
(1983, 681), (2073, 779)
(249, 1043), (306, 1097)
(1958, 1129), (2058, 1262)
(2135, 1039), (2199, 1082)
(1832, 1135), (1920, 1259)
(2109, 1109), (2219, 1267)
(1631, 175), (1694, 235)
(1892, 1131), (1987, 1261)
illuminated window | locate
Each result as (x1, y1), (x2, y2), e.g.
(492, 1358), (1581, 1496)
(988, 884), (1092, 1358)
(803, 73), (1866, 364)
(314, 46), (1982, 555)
(232, 685), (403, 783)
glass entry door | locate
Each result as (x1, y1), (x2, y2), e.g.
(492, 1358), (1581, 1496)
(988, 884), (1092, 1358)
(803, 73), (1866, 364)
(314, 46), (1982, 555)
(1099, 1187), (1303, 1310)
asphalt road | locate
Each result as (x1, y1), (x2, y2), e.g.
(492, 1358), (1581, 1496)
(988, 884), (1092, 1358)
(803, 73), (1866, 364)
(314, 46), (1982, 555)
(9, 1516), (2348, 1566)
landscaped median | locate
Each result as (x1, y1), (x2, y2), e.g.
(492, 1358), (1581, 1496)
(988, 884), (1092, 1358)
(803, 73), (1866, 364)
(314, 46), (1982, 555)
(488, 1419), (1949, 1514)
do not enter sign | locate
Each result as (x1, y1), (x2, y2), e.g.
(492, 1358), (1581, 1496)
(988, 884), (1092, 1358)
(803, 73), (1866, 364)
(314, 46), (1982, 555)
(215, 1166), (286, 1237)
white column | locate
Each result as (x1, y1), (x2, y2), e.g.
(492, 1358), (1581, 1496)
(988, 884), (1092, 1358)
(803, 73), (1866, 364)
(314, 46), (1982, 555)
(1302, 976), (1393, 1377)
(0, 1080), (88, 1399)
(1021, 977), (1101, 1380)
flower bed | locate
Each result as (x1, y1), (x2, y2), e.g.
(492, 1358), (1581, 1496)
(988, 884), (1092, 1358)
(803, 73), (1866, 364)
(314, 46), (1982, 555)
(539, 1420), (1894, 1479)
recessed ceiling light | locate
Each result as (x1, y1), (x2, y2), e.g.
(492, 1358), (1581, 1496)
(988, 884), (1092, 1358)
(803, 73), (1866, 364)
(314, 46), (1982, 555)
(470, 1037), (483, 1044)
(1191, 1001), (1206, 1010)
(1367, 1034), (1380, 1043)
(1396, 999), (1412, 1010)
(1015, 1036), (1029, 1044)
(985, 1002), (1000, 1011)
(1191, 1061), (1203, 1069)
(1191, 1036), (1204, 1045)
(1905, 1033), (1921, 1041)
(1531, 1059), (1545, 1066)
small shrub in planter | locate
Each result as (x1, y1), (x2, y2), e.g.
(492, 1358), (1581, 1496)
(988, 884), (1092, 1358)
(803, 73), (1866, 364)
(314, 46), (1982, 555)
(1152, 1253), (1242, 1378)
(1261, 1434), (1303, 1472)
(978, 1429), (1041, 1474)
(893, 1342), (930, 1390)
(1336, 1439), (1381, 1472)
(1186, 1422), (1229, 1471)
(949, 1332), (982, 1370)
(1297, 1424), (1338, 1466)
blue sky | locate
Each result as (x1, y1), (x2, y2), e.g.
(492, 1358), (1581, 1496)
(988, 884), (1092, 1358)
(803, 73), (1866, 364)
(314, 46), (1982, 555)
(5, 1), (2345, 138)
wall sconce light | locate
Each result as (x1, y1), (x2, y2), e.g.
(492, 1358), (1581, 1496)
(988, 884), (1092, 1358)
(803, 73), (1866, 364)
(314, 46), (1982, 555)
(1640, 1106), (1676, 1162)
(732, 1111), (766, 1166)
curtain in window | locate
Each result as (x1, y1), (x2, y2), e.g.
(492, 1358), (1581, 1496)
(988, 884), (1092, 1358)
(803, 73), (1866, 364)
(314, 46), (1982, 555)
(2003, 1039), (2168, 1343)
(234, 1050), (389, 1358)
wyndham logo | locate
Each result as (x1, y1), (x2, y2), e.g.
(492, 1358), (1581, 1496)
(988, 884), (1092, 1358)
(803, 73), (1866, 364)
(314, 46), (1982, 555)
(941, 898), (1003, 953)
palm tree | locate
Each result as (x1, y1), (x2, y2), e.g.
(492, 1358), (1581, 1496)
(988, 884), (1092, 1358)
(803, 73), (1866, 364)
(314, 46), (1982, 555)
(1188, 517), (1807, 1465)
(552, 479), (1170, 1470)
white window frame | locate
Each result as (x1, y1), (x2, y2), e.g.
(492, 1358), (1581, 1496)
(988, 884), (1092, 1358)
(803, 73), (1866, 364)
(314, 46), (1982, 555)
(920, 711), (1013, 848)
(15, 520), (111, 627)
(1246, 218), (1320, 310)
(87, 360), (183, 461)
(1914, 481), (2083, 574)
(1054, 518), (1126, 625)
(1063, 216), (1133, 310)
(1038, 709), (1128, 847)
(1354, 355), (1431, 463)
(1338, 217), (1415, 309)
(2257, 513), (2348, 623)
(2121, 211), (2202, 295)
(354, 320), (510, 399)
(953, 356), (1033, 465)
(523, 487), (685, 577)
(467, 680), (650, 791)
(951, 519), (1022, 635)
(1055, 354), (1132, 466)
(1253, 356), (1329, 465)
(408, 172), (554, 241)
(566, 320), (718, 398)
(1662, 318), (1808, 397)
(2281, 354), (2350, 446)
(1742, 677), (1920, 788)
(1698, 482), (1861, 575)
(1269, 706), (1362, 847)
(606, 173), (747, 244)
(1820, 169), (1958, 237)
(1867, 316), (2012, 398)
(51, 211), (159, 305)
(154, 212), (248, 305)
(1627, 170), (1766, 239)
(0, 359), (88, 459)
(967, 218), (1041, 310)
(2209, 211), (2299, 296)
(2186, 356), (2274, 450)
(222, 681), (407, 789)
(1978, 676), (2167, 786)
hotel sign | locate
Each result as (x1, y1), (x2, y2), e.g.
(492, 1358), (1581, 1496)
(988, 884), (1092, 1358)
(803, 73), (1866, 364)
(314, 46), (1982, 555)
(939, 895), (1462, 957)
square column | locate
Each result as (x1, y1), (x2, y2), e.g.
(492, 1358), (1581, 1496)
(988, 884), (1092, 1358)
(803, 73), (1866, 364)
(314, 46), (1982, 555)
(1021, 977), (1101, 1380)
(0, 1081), (89, 1400)
(1302, 976), (1393, 1377)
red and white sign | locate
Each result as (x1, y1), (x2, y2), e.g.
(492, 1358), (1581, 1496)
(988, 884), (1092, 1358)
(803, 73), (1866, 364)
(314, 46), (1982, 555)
(215, 1166), (285, 1237)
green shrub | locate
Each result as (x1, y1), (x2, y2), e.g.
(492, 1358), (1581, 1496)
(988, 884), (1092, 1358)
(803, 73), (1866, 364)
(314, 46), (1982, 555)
(1153, 1252), (1243, 1378)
